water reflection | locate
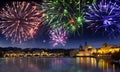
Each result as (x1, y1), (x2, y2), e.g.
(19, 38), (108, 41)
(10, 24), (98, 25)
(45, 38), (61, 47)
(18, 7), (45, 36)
(0, 57), (120, 72)
(76, 57), (120, 72)
(76, 57), (97, 68)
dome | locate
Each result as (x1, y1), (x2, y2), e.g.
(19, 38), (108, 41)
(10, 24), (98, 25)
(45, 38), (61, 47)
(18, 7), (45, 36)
(88, 45), (93, 49)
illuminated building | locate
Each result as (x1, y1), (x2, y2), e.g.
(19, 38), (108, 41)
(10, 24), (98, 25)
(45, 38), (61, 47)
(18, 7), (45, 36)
(76, 43), (97, 56)
(97, 45), (120, 55)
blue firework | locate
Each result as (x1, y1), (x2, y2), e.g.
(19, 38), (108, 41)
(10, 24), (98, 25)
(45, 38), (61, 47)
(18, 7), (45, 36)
(85, 0), (120, 36)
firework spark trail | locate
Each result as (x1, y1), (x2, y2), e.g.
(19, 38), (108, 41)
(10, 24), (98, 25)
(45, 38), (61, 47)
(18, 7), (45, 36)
(49, 26), (68, 47)
(0, 1), (45, 43)
(85, 0), (120, 36)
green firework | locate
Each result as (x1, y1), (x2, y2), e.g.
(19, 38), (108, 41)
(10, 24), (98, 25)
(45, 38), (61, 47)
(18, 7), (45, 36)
(42, 0), (94, 34)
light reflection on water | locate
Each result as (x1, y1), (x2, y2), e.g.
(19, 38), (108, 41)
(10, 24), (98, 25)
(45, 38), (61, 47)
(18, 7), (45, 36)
(0, 57), (120, 72)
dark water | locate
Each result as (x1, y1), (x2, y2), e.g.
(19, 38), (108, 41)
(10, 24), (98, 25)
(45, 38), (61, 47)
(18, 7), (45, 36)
(0, 57), (120, 72)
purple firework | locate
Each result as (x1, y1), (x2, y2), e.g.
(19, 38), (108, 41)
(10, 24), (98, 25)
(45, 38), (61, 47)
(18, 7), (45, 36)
(85, 0), (120, 36)
(0, 1), (44, 43)
(49, 26), (68, 47)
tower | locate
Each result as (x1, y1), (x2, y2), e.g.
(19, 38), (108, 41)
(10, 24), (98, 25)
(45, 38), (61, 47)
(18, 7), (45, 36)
(84, 42), (88, 49)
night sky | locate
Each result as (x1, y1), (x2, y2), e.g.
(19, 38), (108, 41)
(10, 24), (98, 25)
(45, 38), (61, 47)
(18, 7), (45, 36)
(0, 0), (120, 49)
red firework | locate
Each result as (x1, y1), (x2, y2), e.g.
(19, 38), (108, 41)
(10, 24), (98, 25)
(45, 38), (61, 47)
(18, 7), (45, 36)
(0, 1), (44, 43)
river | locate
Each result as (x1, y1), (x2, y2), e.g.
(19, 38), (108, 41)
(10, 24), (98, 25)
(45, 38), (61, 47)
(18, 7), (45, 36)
(0, 57), (120, 72)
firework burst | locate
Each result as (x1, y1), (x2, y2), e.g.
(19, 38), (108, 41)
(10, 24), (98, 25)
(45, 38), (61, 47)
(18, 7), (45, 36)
(49, 25), (68, 47)
(42, 0), (86, 34)
(85, 0), (120, 36)
(0, 1), (44, 43)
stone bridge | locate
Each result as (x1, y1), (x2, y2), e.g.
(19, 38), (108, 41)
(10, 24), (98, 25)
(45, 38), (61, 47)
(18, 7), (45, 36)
(4, 51), (63, 57)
